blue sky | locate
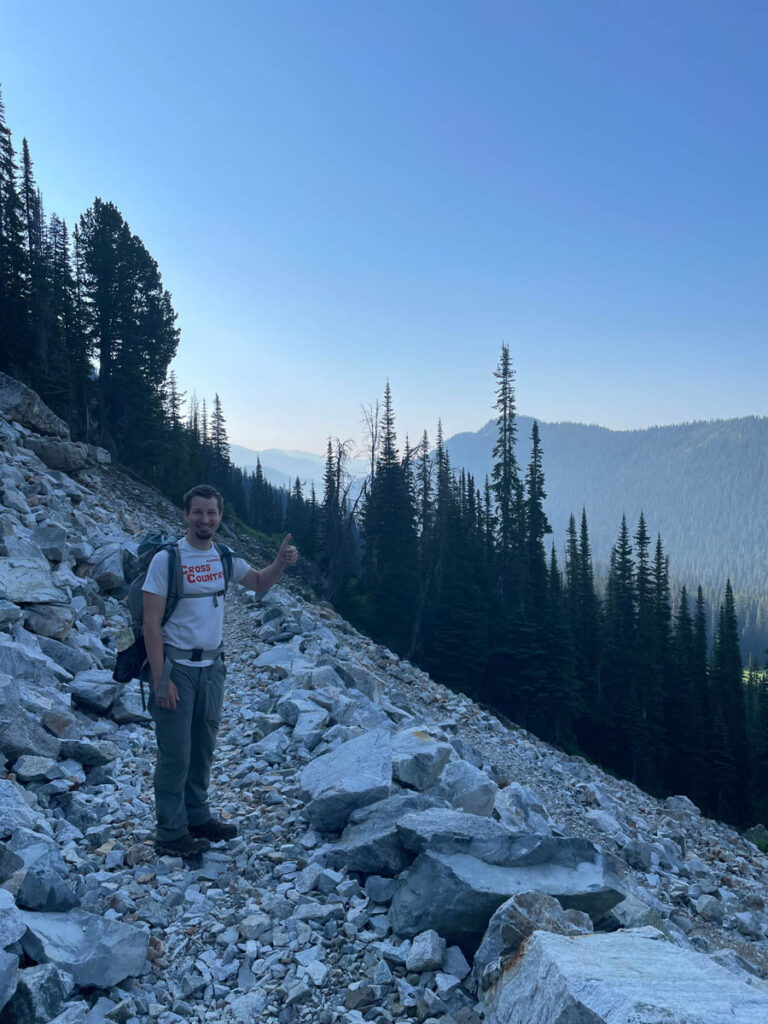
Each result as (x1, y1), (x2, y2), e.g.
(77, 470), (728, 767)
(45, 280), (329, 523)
(2, 1), (766, 452)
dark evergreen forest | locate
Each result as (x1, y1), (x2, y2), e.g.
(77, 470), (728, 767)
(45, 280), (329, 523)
(2, 90), (766, 830)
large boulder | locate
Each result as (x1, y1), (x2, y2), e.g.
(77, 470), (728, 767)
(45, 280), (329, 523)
(494, 782), (553, 835)
(69, 670), (119, 715)
(255, 636), (315, 677)
(23, 605), (75, 642)
(334, 663), (384, 703)
(0, 888), (26, 948)
(36, 637), (94, 676)
(0, 373), (69, 437)
(20, 909), (149, 988)
(484, 927), (768, 1024)
(89, 543), (124, 590)
(0, 641), (71, 686)
(427, 759), (498, 816)
(389, 846), (625, 949)
(325, 793), (445, 875)
(0, 951), (18, 1015)
(31, 523), (68, 563)
(0, 780), (53, 839)
(299, 729), (393, 832)
(16, 866), (80, 913)
(396, 807), (547, 864)
(22, 437), (88, 474)
(473, 891), (593, 993)
(0, 675), (62, 762)
(0, 963), (74, 1024)
(392, 726), (453, 790)
(0, 547), (69, 605)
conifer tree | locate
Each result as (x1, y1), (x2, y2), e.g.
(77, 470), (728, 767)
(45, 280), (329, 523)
(361, 384), (418, 653)
(0, 87), (31, 376)
(710, 580), (750, 822)
(602, 515), (640, 776)
(490, 343), (523, 611)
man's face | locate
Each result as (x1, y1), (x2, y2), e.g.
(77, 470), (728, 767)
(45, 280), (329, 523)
(184, 496), (222, 542)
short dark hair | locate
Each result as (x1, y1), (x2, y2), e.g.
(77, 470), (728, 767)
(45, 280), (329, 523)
(183, 484), (223, 514)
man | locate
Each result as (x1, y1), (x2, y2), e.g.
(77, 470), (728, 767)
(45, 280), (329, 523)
(143, 483), (298, 858)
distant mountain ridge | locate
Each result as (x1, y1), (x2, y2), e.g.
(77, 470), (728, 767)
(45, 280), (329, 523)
(229, 445), (369, 493)
(446, 414), (768, 653)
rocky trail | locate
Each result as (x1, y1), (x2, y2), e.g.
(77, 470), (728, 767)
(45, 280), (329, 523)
(2, 371), (768, 1024)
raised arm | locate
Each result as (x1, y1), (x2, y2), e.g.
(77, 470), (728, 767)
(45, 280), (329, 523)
(240, 534), (298, 594)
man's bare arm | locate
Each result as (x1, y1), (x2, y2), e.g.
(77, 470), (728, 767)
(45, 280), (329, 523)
(240, 534), (299, 594)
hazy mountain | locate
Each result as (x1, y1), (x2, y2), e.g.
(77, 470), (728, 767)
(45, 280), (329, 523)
(446, 415), (768, 652)
(229, 444), (369, 494)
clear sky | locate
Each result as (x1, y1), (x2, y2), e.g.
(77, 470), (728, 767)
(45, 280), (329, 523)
(2, 1), (766, 453)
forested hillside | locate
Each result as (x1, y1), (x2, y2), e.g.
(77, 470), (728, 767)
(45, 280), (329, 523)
(448, 416), (768, 656)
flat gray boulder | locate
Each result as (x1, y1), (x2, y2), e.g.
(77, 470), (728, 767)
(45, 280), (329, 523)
(396, 808), (599, 871)
(0, 373), (69, 437)
(392, 726), (453, 790)
(0, 780), (53, 839)
(24, 604), (75, 642)
(299, 729), (393, 832)
(0, 676), (62, 762)
(23, 437), (88, 473)
(0, 548), (69, 605)
(0, 950), (18, 1014)
(484, 927), (768, 1024)
(389, 848), (624, 947)
(325, 793), (445, 875)
(0, 962), (74, 1023)
(32, 523), (68, 563)
(427, 759), (498, 816)
(17, 866), (80, 912)
(20, 909), (149, 988)
(89, 543), (124, 590)
(0, 888), (26, 948)
(255, 637), (314, 677)
(69, 670), (119, 714)
(37, 637), (94, 676)
(59, 738), (118, 767)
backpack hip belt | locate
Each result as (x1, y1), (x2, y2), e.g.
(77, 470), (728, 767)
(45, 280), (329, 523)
(155, 642), (225, 697)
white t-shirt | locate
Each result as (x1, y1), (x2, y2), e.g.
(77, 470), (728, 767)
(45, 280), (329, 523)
(142, 537), (250, 667)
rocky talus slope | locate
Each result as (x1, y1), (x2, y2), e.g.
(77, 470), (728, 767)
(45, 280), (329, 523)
(1, 371), (768, 1024)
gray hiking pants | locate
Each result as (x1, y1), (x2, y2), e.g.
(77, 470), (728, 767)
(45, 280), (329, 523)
(148, 657), (226, 842)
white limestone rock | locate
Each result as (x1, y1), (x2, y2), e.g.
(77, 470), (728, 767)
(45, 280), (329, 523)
(299, 728), (393, 832)
(24, 604), (75, 642)
(20, 909), (149, 989)
(426, 759), (499, 816)
(0, 950), (18, 1015)
(0, 888), (26, 948)
(0, 373), (70, 437)
(494, 781), (553, 835)
(391, 726), (453, 791)
(484, 927), (768, 1024)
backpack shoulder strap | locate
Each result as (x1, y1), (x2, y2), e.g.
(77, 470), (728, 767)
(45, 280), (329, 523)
(160, 544), (184, 626)
(214, 541), (234, 589)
